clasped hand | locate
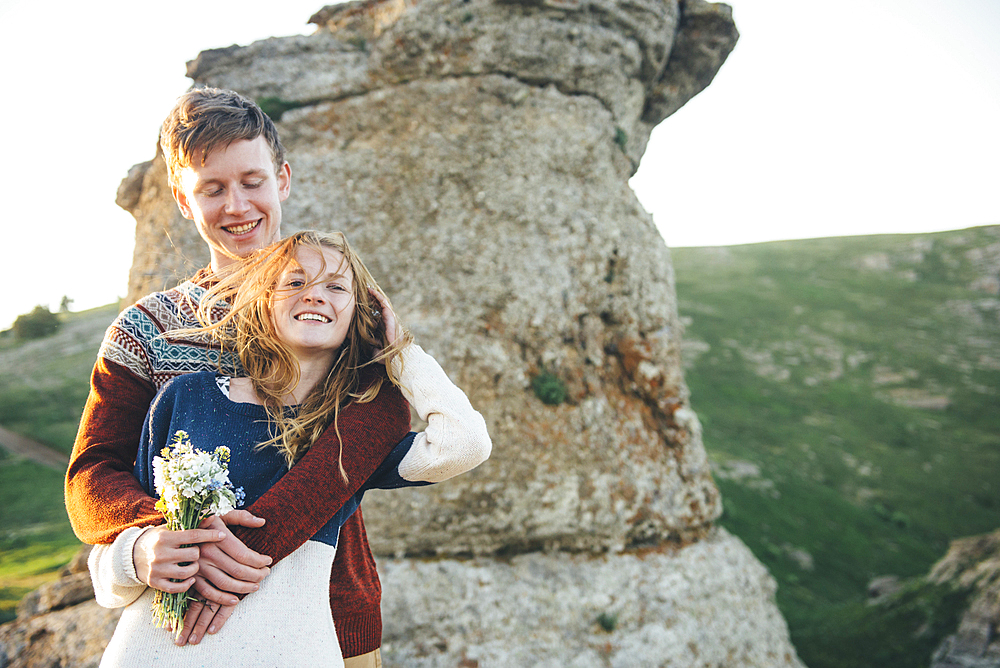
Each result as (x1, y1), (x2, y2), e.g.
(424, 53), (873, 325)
(132, 510), (271, 646)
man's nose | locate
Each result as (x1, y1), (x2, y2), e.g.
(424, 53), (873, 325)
(225, 188), (251, 215)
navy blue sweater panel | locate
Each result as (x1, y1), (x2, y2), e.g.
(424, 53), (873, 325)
(134, 372), (424, 548)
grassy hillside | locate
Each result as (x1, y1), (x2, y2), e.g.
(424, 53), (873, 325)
(0, 304), (117, 623)
(1, 227), (997, 658)
(672, 225), (1000, 667)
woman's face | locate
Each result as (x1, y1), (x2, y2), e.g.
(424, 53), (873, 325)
(271, 246), (356, 363)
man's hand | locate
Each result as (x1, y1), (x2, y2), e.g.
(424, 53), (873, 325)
(171, 511), (271, 645)
(192, 513), (272, 605)
(132, 525), (225, 592)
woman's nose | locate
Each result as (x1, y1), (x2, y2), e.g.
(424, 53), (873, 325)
(301, 284), (325, 303)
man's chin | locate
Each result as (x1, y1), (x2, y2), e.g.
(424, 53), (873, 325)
(232, 228), (280, 255)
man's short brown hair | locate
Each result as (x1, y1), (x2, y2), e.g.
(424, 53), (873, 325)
(160, 87), (286, 186)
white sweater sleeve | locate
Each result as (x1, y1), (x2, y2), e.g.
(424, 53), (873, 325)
(88, 525), (151, 608)
(392, 344), (492, 483)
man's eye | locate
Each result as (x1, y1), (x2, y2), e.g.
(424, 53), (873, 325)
(244, 181), (263, 189)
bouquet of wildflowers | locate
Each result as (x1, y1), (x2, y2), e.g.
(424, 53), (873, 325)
(151, 430), (244, 638)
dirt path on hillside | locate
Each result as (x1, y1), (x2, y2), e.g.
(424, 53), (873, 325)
(0, 425), (69, 472)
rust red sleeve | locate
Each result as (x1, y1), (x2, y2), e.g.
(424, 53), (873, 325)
(232, 366), (411, 562)
(65, 357), (162, 544)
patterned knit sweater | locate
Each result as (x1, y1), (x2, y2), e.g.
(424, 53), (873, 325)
(65, 273), (412, 656)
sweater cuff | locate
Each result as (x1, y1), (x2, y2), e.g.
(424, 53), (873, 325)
(335, 609), (383, 657)
(120, 525), (154, 585)
(88, 525), (153, 608)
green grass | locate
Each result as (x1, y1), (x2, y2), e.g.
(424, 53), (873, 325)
(794, 579), (972, 668)
(674, 225), (1000, 666)
(0, 453), (83, 622)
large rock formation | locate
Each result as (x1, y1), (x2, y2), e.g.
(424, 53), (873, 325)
(129, 0), (737, 558)
(3, 1), (808, 666)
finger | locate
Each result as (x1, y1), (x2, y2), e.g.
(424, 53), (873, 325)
(192, 576), (240, 607)
(151, 575), (195, 595)
(174, 529), (227, 545)
(199, 562), (264, 595)
(186, 600), (219, 645)
(150, 544), (201, 565)
(149, 561), (200, 586)
(220, 510), (266, 528)
(207, 604), (237, 635)
(207, 536), (272, 569)
(198, 515), (226, 531)
(200, 542), (271, 580)
(175, 599), (204, 646)
(225, 535), (272, 568)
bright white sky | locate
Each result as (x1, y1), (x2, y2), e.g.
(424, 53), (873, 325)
(0, 0), (997, 330)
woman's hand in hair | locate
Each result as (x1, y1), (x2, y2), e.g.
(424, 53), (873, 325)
(371, 289), (403, 345)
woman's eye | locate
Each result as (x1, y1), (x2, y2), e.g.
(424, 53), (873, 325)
(287, 279), (305, 288)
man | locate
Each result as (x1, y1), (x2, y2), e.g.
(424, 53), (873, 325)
(66, 87), (410, 667)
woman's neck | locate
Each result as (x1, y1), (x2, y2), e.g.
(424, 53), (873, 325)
(228, 355), (335, 406)
(286, 356), (333, 405)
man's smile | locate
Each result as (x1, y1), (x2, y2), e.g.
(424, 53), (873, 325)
(224, 220), (261, 236)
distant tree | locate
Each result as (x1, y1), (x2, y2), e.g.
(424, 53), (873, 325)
(59, 295), (73, 313)
(13, 305), (61, 340)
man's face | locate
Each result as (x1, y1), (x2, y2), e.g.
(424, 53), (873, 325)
(172, 136), (291, 271)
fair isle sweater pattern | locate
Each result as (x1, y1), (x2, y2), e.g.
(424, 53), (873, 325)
(99, 278), (241, 391)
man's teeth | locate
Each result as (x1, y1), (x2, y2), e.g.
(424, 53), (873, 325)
(226, 220), (259, 235)
(296, 313), (330, 323)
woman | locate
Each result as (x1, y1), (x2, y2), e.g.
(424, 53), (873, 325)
(88, 231), (491, 667)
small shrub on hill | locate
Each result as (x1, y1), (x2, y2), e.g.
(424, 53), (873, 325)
(12, 306), (61, 340)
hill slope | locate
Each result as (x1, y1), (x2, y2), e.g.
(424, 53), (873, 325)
(672, 225), (1000, 667)
(0, 304), (117, 623)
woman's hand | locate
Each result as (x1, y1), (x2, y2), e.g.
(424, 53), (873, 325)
(132, 525), (225, 593)
(370, 289), (403, 346)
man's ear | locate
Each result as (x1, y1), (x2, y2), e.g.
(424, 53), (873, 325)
(277, 161), (292, 203)
(171, 184), (195, 220)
